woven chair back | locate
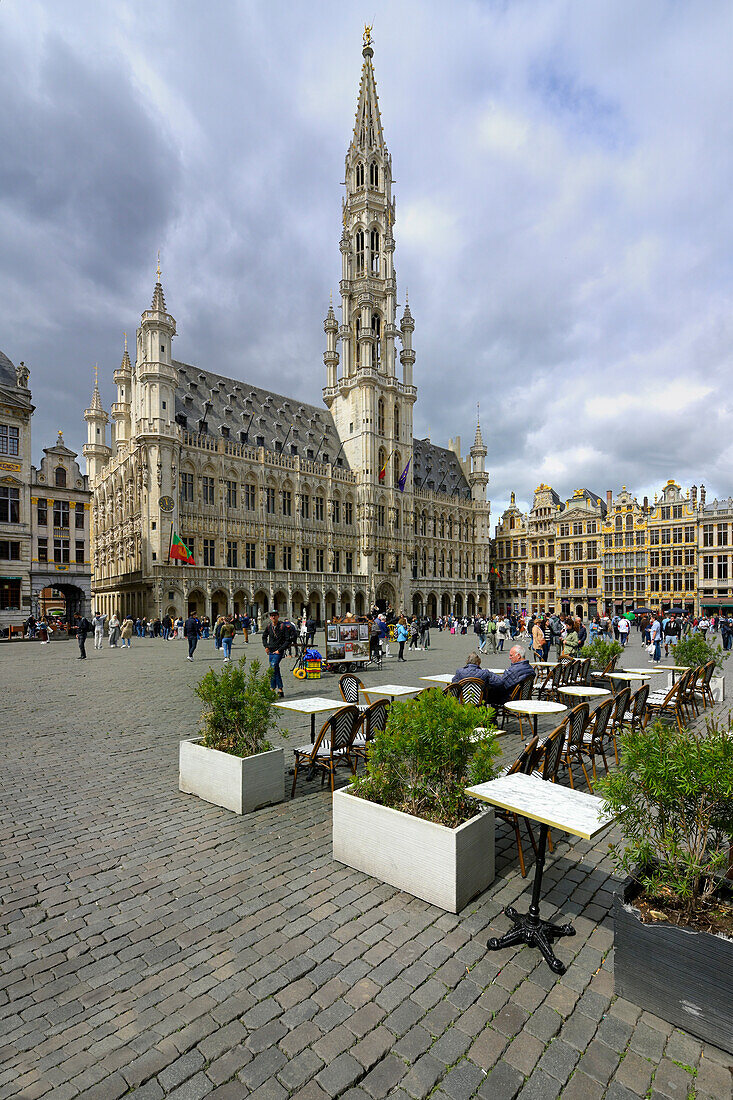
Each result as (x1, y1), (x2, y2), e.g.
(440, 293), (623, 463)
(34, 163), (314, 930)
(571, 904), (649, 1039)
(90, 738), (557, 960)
(443, 682), (462, 699)
(611, 685), (631, 724)
(629, 683), (649, 722)
(566, 702), (591, 750)
(519, 675), (534, 701)
(702, 659), (715, 688)
(506, 735), (540, 777)
(540, 723), (567, 781)
(339, 674), (363, 706)
(578, 657), (591, 685)
(327, 705), (362, 752)
(456, 677), (486, 706)
(589, 696), (614, 742)
(362, 699), (389, 740)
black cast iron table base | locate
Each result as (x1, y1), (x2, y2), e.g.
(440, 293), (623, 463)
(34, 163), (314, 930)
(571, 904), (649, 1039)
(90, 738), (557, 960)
(487, 822), (575, 974)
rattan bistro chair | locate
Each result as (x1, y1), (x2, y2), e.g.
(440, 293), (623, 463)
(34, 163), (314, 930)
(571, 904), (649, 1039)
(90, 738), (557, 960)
(558, 702), (593, 789)
(496, 736), (541, 878)
(606, 684), (631, 765)
(454, 677), (488, 707)
(579, 696), (615, 790)
(339, 673), (371, 711)
(644, 678), (687, 734)
(290, 704), (362, 796)
(351, 699), (390, 766)
(691, 660), (716, 711)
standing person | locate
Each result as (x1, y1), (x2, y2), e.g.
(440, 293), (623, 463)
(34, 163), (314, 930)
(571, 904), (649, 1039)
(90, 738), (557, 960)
(485, 615), (497, 653)
(649, 615), (662, 663)
(531, 618), (545, 662)
(38, 617), (48, 644)
(161, 613), (171, 641)
(75, 613), (91, 660)
(241, 612), (251, 643)
(108, 613), (121, 647)
(213, 616), (224, 651)
(220, 617), (235, 662)
(184, 611), (200, 661)
(563, 617), (580, 656)
(120, 616), (134, 648)
(664, 613), (681, 657)
(698, 615), (709, 640)
(396, 616), (408, 661)
(92, 610), (107, 650)
(496, 616), (508, 652)
(25, 614), (36, 639)
(618, 616), (630, 647)
(378, 614), (390, 657)
(408, 617), (420, 650)
(421, 614), (431, 650)
(262, 609), (288, 698)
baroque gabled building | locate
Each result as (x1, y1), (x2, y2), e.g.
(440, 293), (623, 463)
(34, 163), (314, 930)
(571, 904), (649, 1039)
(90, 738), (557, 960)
(86, 32), (492, 624)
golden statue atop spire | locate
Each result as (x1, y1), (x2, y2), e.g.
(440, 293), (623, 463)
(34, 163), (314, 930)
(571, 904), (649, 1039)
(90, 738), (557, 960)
(156, 250), (161, 282)
(363, 23), (373, 47)
(123, 331), (127, 352)
(93, 363), (98, 386)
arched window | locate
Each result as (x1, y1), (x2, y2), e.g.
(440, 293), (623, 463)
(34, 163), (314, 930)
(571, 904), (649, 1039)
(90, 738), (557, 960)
(615, 515), (622, 529)
(440, 514), (445, 538)
(393, 450), (401, 488)
(539, 540), (545, 558)
(355, 229), (365, 274)
(371, 313), (381, 369)
(55, 466), (67, 487)
(378, 446), (386, 481)
(393, 402), (399, 440)
(355, 162), (364, 188)
(377, 398), (385, 436)
(369, 161), (379, 188)
(370, 229), (380, 275)
(432, 550), (437, 574)
(440, 551), (445, 577)
(355, 316), (361, 367)
(448, 551), (453, 578)
(625, 514), (633, 528)
(421, 510), (427, 536)
(448, 516), (453, 539)
(422, 549), (427, 575)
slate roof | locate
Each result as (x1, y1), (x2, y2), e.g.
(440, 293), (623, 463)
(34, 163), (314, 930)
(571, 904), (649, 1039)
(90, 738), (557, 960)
(0, 348), (32, 411)
(0, 349), (16, 387)
(412, 437), (470, 498)
(173, 361), (348, 468)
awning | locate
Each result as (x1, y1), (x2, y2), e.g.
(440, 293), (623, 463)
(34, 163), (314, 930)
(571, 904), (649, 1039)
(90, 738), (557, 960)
(0, 576), (23, 581)
(702, 602), (733, 609)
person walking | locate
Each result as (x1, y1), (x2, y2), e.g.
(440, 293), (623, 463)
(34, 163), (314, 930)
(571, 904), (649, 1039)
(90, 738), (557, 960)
(220, 617), (235, 662)
(563, 617), (580, 656)
(420, 615), (431, 650)
(618, 616), (630, 647)
(185, 612), (200, 660)
(213, 615), (224, 651)
(75, 613), (92, 660)
(396, 616), (408, 661)
(92, 610), (107, 650)
(242, 613), (251, 643)
(108, 613), (121, 647)
(531, 618), (545, 662)
(120, 616), (134, 648)
(262, 609), (288, 697)
(649, 615), (662, 663)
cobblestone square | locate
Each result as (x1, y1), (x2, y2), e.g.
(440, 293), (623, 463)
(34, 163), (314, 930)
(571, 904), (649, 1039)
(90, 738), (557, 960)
(1, 629), (731, 1099)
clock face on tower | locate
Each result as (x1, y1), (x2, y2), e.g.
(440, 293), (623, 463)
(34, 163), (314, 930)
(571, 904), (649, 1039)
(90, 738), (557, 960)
(158, 495), (175, 513)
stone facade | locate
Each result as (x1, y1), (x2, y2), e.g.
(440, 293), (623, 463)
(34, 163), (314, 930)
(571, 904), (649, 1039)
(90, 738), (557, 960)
(494, 479), (714, 617)
(85, 38), (492, 624)
(0, 351), (33, 629)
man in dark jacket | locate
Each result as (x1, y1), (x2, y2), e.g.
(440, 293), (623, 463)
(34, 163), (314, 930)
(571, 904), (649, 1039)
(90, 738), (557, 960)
(454, 646), (534, 705)
(262, 610), (289, 696)
(184, 614), (200, 660)
(452, 652), (495, 686)
(75, 614), (92, 660)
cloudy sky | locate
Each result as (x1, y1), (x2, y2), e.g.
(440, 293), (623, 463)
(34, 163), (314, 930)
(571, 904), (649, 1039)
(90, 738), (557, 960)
(2, 0), (733, 523)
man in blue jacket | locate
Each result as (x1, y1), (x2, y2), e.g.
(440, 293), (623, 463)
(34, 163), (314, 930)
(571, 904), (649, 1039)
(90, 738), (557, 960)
(453, 646), (534, 705)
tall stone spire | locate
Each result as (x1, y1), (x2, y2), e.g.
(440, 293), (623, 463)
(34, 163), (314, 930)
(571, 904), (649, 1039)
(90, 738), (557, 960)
(84, 366), (110, 483)
(469, 405), (489, 503)
(350, 25), (386, 155)
(151, 252), (167, 313)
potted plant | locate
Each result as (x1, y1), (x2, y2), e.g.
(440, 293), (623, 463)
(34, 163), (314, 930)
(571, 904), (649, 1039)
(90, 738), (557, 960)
(579, 637), (623, 671)
(179, 656), (285, 814)
(332, 689), (501, 913)
(672, 632), (727, 701)
(596, 717), (733, 1053)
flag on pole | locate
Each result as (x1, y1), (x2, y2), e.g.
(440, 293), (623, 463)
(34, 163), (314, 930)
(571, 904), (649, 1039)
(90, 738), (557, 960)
(397, 457), (411, 493)
(170, 532), (195, 564)
(378, 449), (393, 482)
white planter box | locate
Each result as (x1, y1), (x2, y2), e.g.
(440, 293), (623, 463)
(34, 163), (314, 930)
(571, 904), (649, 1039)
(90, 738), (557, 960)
(332, 787), (494, 913)
(179, 738), (284, 814)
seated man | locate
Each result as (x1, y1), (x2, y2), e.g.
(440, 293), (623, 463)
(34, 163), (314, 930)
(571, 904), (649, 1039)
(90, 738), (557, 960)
(453, 646), (534, 705)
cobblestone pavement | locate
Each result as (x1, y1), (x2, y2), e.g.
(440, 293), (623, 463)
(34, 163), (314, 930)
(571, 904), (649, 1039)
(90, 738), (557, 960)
(1, 628), (731, 1100)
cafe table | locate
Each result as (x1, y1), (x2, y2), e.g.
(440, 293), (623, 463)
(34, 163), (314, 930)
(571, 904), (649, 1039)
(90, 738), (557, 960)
(651, 664), (691, 683)
(504, 699), (566, 741)
(419, 673), (455, 685)
(559, 686), (611, 703)
(274, 696), (344, 744)
(366, 683), (421, 703)
(623, 667), (664, 676)
(466, 773), (614, 973)
(605, 672), (646, 684)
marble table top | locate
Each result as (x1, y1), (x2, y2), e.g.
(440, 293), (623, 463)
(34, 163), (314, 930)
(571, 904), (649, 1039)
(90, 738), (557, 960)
(367, 684), (420, 697)
(466, 773), (615, 839)
(505, 700), (567, 715)
(606, 672), (646, 681)
(623, 667), (663, 675)
(274, 697), (344, 715)
(559, 686), (611, 698)
(419, 673), (454, 684)
(653, 665), (691, 671)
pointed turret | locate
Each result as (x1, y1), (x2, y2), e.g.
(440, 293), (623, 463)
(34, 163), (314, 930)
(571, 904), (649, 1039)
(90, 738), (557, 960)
(399, 291), (415, 388)
(350, 25), (386, 155)
(323, 296), (339, 388)
(469, 406), (489, 503)
(136, 256), (177, 440)
(112, 334), (133, 454)
(83, 368), (111, 484)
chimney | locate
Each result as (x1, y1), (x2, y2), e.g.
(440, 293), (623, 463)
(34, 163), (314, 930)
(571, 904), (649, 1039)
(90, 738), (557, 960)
(643, 496), (649, 512)
(606, 489), (612, 510)
(700, 484), (706, 505)
(691, 485), (697, 506)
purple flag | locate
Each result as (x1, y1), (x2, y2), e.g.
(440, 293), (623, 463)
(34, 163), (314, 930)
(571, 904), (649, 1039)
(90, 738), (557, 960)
(397, 457), (411, 492)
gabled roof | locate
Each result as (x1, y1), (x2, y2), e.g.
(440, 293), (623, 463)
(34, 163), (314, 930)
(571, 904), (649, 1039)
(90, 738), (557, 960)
(412, 438), (470, 498)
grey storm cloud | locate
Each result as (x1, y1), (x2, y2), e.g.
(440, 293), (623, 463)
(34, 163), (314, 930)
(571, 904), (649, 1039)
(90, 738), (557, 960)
(1, 0), (733, 526)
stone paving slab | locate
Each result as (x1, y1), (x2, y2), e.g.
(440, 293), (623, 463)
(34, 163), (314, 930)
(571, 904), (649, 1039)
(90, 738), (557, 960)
(0, 628), (731, 1099)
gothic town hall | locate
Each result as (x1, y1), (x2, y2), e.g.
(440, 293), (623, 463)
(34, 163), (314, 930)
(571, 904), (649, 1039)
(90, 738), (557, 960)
(84, 36), (492, 624)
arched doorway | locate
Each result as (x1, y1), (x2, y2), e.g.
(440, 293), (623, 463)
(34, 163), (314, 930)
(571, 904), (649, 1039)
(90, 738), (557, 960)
(441, 594), (451, 616)
(273, 590), (288, 615)
(427, 593), (438, 620)
(325, 589), (338, 622)
(467, 594), (476, 617)
(308, 591), (321, 623)
(454, 594), (463, 617)
(211, 589), (228, 618)
(376, 582), (396, 613)
(188, 588), (206, 617)
(412, 593), (423, 616)
(355, 591), (365, 617)
(253, 589), (269, 625)
(232, 589), (248, 615)
(340, 590), (352, 615)
(291, 590), (306, 619)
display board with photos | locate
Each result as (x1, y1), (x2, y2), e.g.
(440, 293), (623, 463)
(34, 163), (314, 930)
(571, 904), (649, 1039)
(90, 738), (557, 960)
(325, 621), (370, 664)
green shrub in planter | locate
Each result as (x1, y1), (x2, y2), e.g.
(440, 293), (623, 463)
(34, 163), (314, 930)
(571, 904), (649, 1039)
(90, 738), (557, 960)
(350, 688), (501, 828)
(673, 631), (727, 673)
(596, 716), (733, 926)
(580, 638), (623, 671)
(195, 656), (283, 758)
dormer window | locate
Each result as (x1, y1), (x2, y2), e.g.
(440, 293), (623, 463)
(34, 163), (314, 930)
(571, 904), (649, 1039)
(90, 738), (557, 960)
(256, 435), (265, 447)
(55, 466), (67, 488)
